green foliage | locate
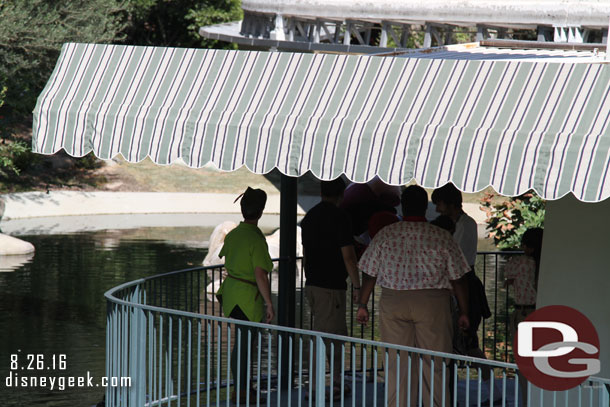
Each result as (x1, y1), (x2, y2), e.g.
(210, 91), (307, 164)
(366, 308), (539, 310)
(0, 0), (241, 113)
(0, 0), (242, 187)
(385, 29), (474, 49)
(186, 0), (242, 48)
(126, 0), (242, 48)
(0, 0), (128, 182)
(480, 192), (546, 250)
(455, 31), (475, 43)
(385, 31), (425, 48)
(0, 0), (129, 114)
(0, 84), (31, 178)
(0, 139), (30, 178)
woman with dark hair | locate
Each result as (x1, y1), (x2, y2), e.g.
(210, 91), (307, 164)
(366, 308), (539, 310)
(505, 227), (543, 406)
(505, 227), (544, 323)
(520, 227), (544, 287)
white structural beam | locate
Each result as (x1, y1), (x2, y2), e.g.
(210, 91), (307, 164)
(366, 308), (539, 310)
(243, 0), (610, 28)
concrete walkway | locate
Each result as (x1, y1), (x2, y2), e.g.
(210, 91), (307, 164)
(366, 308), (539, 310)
(205, 376), (515, 407)
(0, 191), (488, 238)
(0, 191), (311, 220)
(0, 191), (486, 221)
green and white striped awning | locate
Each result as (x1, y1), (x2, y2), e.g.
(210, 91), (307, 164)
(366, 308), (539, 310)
(33, 43), (610, 202)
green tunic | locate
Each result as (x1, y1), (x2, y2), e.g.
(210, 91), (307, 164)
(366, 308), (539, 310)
(217, 222), (273, 322)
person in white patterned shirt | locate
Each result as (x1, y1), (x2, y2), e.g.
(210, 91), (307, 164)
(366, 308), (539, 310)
(357, 185), (470, 407)
(505, 228), (544, 335)
(504, 227), (543, 407)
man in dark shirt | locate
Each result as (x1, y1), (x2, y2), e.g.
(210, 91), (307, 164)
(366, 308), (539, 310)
(301, 178), (360, 399)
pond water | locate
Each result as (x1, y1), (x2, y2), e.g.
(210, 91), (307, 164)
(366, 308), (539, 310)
(0, 228), (210, 407)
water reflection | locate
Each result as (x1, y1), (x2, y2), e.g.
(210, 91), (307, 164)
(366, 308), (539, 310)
(0, 230), (207, 407)
(0, 252), (34, 272)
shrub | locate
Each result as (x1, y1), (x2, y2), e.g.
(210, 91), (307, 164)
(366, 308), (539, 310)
(480, 191), (545, 250)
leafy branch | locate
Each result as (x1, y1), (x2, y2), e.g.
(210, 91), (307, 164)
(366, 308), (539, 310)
(480, 191), (545, 250)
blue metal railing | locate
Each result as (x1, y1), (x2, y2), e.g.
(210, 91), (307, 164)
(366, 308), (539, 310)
(117, 252), (519, 368)
(299, 251), (525, 363)
(104, 256), (610, 407)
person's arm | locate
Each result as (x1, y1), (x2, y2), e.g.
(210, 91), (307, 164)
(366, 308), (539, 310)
(341, 244), (361, 303)
(254, 266), (274, 323)
(356, 272), (377, 325)
(503, 257), (516, 288)
(355, 230), (383, 325)
(450, 275), (470, 331)
(457, 215), (478, 268)
(443, 232), (471, 331)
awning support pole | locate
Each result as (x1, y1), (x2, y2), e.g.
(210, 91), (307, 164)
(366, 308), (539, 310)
(278, 173), (297, 388)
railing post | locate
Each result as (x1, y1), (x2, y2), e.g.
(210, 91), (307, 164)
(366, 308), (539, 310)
(138, 290), (147, 406)
(315, 335), (326, 407)
(126, 286), (146, 407)
(103, 251), (542, 407)
(106, 300), (114, 407)
(129, 288), (137, 407)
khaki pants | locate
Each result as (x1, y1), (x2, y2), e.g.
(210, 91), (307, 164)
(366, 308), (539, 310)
(380, 288), (453, 407)
(306, 285), (348, 388)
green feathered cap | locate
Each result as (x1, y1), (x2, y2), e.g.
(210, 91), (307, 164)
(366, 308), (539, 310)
(235, 187), (267, 218)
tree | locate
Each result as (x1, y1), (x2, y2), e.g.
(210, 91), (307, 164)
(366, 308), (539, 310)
(0, 84), (29, 179)
(0, 0), (129, 115)
(0, 0), (242, 186)
(126, 0), (242, 48)
(480, 191), (545, 250)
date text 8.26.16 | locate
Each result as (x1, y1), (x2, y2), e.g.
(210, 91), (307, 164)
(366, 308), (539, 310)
(10, 353), (67, 371)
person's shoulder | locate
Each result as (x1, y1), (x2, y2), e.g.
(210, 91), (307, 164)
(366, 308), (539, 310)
(320, 201), (350, 221)
(302, 202), (347, 227)
(224, 226), (240, 240)
(369, 219), (397, 238)
(247, 226), (267, 246)
(425, 222), (454, 238)
(234, 223), (263, 238)
(222, 226), (243, 247)
(428, 224), (460, 246)
(507, 255), (534, 268)
(519, 255), (536, 267)
(378, 219), (412, 236)
(458, 212), (477, 227)
(302, 202), (323, 222)
(419, 221), (442, 232)
(465, 213), (477, 224)
(308, 201), (333, 215)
